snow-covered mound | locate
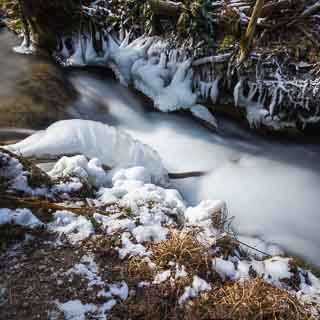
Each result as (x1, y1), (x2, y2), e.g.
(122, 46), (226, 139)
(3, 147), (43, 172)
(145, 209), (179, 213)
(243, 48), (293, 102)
(6, 120), (169, 186)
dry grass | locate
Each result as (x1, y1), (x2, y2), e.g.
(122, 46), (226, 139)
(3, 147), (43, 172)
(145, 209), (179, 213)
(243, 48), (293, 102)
(109, 277), (191, 320)
(150, 230), (211, 277)
(185, 279), (312, 320)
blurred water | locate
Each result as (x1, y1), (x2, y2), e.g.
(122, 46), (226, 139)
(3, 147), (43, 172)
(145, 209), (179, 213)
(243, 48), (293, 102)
(68, 70), (320, 266)
(1, 28), (320, 265)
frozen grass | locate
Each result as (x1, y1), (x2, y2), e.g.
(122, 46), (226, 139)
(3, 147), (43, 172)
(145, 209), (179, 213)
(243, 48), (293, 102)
(185, 279), (311, 320)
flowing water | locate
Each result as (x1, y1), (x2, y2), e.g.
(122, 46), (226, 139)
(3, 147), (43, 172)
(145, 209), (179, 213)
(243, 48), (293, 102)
(1, 29), (320, 265)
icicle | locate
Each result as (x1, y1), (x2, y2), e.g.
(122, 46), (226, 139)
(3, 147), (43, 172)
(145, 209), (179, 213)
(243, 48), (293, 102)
(60, 38), (70, 59)
(234, 80), (243, 107)
(84, 23), (98, 65)
(120, 30), (131, 48)
(269, 87), (278, 116)
(210, 76), (220, 104)
(67, 33), (86, 66)
(248, 83), (258, 101)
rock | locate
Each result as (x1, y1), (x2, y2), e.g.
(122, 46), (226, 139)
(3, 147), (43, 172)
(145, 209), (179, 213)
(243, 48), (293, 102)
(0, 29), (77, 130)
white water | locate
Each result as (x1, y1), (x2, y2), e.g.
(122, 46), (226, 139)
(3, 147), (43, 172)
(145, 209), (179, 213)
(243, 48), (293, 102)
(67, 70), (320, 266)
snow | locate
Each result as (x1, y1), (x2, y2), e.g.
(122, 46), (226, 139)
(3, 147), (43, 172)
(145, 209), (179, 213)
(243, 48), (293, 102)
(98, 299), (117, 319)
(0, 208), (43, 229)
(7, 119), (169, 186)
(65, 254), (104, 287)
(212, 258), (236, 281)
(120, 183), (185, 217)
(212, 256), (296, 287)
(51, 178), (84, 195)
(237, 235), (283, 258)
(108, 281), (129, 301)
(175, 264), (188, 279)
(184, 200), (227, 240)
(179, 276), (212, 304)
(153, 270), (171, 284)
(0, 151), (47, 196)
(184, 200), (226, 224)
(56, 300), (97, 320)
(132, 224), (168, 243)
(48, 210), (94, 244)
(263, 258), (292, 283)
(117, 233), (151, 259)
(93, 212), (136, 235)
(49, 155), (108, 188)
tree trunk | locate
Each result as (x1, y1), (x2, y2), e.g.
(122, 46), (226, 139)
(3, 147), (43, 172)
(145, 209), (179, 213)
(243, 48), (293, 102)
(238, 0), (264, 64)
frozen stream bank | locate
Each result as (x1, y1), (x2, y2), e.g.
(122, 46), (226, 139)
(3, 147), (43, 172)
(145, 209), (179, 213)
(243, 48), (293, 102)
(67, 70), (320, 266)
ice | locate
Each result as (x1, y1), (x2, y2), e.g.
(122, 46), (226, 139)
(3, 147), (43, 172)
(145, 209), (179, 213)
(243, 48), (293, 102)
(0, 208), (43, 229)
(154, 60), (197, 112)
(67, 35), (86, 66)
(112, 166), (151, 184)
(190, 105), (218, 128)
(108, 35), (154, 85)
(7, 119), (169, 186)
(13, 36), (34, 55)
(132, 55), (198, 112)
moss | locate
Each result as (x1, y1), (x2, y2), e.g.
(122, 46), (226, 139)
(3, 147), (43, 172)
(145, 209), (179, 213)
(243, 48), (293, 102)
(217, 35), (236, 53)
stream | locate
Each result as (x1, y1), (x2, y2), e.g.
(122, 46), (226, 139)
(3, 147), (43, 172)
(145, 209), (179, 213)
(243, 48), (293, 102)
(1, 28), (320, 266)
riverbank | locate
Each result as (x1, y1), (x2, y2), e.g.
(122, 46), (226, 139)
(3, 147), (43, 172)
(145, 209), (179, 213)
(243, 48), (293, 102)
(1, 148), (320, 319)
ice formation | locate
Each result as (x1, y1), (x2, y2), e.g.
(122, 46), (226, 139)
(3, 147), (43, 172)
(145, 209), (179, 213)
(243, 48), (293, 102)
(7, 119), (169, 186)
(54, 31), (218, 124)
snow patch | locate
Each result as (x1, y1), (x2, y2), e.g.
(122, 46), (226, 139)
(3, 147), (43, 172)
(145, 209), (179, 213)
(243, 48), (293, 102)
(48, 210), (94, 244)
(179, 276), (211, 304)
(0, 208), (43, 229)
